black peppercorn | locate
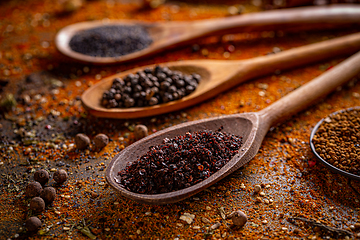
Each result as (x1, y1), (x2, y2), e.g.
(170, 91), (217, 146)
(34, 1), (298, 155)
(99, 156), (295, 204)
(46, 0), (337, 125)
(101, 65), (201, 109)
(40, 186), (56, 204)
(109, 99), (118, 108)
(30, 196), (45, 213)
(113, 77), (125, 86)
(160, 81), (170, 90)
(25, 181), (43, 198)
(26, 216), (42, 232)
(144, 68), (152, 74)
(172, 92), (179, 100)
(34, 169), (49, 186)
(157, 72), (166, 81)
(133, 85), (142, 92)
(192, 73), (201, 82)
(162, 92), (173, 103)
(148, 97), (158, 106)
(114, 93), (122, 100)
(124, 98), (135, 107)
(176, 79), (185, 88)
(185, 85), (195, 94)
(168, 85), (177, 93)
(53, 169), (68, 184)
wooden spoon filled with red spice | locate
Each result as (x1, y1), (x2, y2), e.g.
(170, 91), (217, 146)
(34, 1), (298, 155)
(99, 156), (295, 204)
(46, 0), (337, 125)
(56, 4), (360, 64)
(82, 32), (360, 119)
(106, 49), (360, 205)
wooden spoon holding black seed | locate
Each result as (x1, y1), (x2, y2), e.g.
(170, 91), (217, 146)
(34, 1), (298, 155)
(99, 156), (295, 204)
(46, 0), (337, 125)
(106, 48), (360, 205)
(82, 32), (360, 119)
(56, 4), (360, 64)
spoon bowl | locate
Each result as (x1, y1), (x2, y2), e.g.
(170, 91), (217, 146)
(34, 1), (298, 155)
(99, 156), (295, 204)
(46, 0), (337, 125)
(56, 5), (360, 64)
(56, 20), (155, 64)
(107, 113), (260, 205)
(310, 107), (360, 180)
(82, 32), (360, 119)
(106, 50), (360, 205)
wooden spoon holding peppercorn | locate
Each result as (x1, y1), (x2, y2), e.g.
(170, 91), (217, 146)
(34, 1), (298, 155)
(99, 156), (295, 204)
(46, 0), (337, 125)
(106, 49), (360, 205)
(82, 32), (360, 119)
(56, 4), (360, 64)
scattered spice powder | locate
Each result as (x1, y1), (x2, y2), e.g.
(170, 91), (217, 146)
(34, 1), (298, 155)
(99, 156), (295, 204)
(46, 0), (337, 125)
(1, 0), (360, 239)
(69, 25), (153, 57)
(312, 108), (360, 175)
(118, 128), (243, 194)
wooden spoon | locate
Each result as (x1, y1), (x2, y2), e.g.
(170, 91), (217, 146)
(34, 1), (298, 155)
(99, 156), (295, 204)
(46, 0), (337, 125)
(56, 4), (360, 64)
(82, 32), (360, 119)
(106, 49), (360, 205)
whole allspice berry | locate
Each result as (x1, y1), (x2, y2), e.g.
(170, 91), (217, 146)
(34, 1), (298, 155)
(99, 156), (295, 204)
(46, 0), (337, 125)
(30, 197), (45, 213)
(94, 133), (109, 150)
(25, 181), (43, 198)
(53, 169), (68, 184)
(40, 186), (56, 204)
(134, 124), (149, 140)
(226, 210), (248, 228)
(34, 169), (49, 186)
(26, 216), (42, 232)
(75, 133), (90, 150)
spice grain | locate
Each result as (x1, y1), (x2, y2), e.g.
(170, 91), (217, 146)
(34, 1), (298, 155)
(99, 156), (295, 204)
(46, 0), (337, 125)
(40, 186), (56, 204)
(119, 129), (242, 194)
(1, 0), (360, 239)
(25, 181), (43, 198)
(34, 169), (49, 186)
(29, 196), (45, 213)
(134, 124), (148, 140)
(69, 25), (153, 57)
(226, 210), (247, 227)
(312, 109), (360, 175)
(75, 133), (90, 150)
(101, 66), (201, 108)
(94, 133), (109, 150)
(25, 216), (42, 232)
(53, 169), (68, 184)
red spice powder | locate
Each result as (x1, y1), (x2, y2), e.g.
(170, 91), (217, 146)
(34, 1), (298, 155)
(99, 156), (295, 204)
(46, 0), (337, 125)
(1, 0), (360, 239)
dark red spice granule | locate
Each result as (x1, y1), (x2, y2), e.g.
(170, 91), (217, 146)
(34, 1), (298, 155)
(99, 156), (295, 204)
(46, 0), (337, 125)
(118, 128), (243, 194)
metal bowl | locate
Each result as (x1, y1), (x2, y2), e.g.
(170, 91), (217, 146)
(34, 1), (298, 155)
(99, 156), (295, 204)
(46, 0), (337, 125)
(309, 106), (360, 180)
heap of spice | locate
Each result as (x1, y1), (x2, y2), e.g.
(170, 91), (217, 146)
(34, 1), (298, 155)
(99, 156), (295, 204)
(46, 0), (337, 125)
(69, 25), (153, 57)
(312, 108), (360, 175)
(101, 66), (201, 108)
(24, 169), (66, 233)
(118, 129), (243, 194)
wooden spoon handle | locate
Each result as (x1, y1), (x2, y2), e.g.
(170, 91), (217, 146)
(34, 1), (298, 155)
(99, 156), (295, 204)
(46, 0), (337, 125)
(258, 50), (360, 126)
(235, 32), (360, 81)
(190, 4), (360, 37)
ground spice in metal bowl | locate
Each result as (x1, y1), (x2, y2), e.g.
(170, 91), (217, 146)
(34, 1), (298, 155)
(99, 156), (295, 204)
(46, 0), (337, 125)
(101, 65), (201, 108)
(118, 128), (243, 194)
(69, 25), (153, 57)
(312, 108), (360, 175)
